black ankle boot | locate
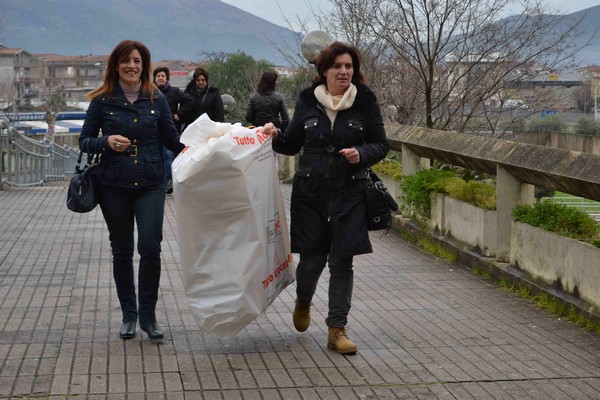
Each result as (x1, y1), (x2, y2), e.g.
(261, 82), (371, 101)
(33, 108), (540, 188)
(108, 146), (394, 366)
(140, 321), (164, 340)
(119, 319), (137, 339)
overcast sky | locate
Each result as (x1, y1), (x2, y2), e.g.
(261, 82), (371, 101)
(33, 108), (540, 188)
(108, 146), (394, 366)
(222, 0), (600, 31)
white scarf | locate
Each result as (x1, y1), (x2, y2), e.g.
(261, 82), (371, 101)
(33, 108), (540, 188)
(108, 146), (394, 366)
(314, 83), (357, 125)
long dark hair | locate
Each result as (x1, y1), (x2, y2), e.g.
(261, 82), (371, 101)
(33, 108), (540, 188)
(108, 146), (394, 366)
(87, 40), (154, 100)
(314, 41), (365, 86)
(256, 72), (277, 95)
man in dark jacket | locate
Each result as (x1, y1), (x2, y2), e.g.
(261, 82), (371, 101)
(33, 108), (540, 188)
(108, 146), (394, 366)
(181, 67), (225, 125)
(153, 66), (192, 193)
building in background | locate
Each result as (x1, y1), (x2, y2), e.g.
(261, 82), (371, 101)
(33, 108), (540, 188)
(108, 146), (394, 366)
(0, 45), (34, 110)
(33, 54), (108, 103)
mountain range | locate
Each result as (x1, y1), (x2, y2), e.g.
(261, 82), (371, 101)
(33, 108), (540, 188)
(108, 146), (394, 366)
(0, 0), (598, 67)
(0, 0), (302, 65)
(550, 5), (600, 66)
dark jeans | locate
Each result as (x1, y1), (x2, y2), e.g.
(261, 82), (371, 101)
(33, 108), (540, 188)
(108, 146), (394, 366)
(163, 147), (174, 181)
(97, 182), (165, 323)
(295, 254), (354, 327)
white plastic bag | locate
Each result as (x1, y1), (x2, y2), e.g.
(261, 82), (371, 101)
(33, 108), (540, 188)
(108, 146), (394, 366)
(172, 114), (294, 338)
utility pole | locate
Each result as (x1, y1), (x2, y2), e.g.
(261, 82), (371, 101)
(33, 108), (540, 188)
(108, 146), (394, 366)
(595, 84), (598, 122)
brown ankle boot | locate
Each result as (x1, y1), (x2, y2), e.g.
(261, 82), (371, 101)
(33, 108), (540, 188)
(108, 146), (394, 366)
(327, 327), (357, 354)
(293, 300), (311, 332)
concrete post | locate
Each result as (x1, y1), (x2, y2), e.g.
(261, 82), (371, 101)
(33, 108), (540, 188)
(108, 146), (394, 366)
(278, 154), (296, 182)
(520, 183), (535, 206)
(401, 144), (420, 176)
(496, 166), (523, 262)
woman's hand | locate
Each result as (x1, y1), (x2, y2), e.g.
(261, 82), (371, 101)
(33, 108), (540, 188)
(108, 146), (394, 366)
(259, 122), (279, 141)
(109, 135), (131, 152)
(339, 148), (360, 164)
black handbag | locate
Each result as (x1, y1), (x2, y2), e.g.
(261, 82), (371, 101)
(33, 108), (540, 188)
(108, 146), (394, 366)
(66, 151), (100, 213)
(365, 170), (399, 231)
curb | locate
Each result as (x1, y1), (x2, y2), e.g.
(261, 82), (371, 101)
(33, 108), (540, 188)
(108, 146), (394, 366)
(391, 215), (600, 326)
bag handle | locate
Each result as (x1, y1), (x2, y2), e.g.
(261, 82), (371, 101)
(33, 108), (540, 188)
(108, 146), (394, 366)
(75, 151), (100, 170)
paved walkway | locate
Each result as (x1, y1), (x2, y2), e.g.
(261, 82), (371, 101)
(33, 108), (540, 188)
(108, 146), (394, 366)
(1, 182), (600, 400)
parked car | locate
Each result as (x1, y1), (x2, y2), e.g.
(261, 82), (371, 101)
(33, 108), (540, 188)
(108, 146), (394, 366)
(504, 99), (529, 110)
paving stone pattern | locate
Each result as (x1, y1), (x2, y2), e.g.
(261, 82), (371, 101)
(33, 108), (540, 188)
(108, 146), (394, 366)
(0, 183), (599, 399)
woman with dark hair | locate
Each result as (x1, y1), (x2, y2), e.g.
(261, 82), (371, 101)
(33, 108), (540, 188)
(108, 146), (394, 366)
(260, 41), (389, 355)
(80, 40), (185, 341)
(181, 67), (224, 124)
(245, 71), (289, 131)
(153, 66), (192, 193)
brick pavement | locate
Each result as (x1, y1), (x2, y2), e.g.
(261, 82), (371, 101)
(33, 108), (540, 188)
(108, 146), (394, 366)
(1, 182), (600, 399)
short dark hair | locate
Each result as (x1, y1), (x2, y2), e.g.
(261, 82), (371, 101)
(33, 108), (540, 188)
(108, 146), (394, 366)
(153, 66), (170, 81)
(314, 41), (365, 86)
(193, 67), (209, 82)
(256, 71), (278, 95)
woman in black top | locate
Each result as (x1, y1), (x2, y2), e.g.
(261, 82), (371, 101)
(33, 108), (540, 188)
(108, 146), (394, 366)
(245, 71), (289, 131)
(181, 67), (224, 125)
(260, 42), (389, 355)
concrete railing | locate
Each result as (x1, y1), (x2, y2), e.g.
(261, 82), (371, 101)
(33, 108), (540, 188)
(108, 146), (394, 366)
(387, 124), (600, 311)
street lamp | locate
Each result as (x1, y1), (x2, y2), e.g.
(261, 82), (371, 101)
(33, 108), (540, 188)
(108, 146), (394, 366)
(595, 84), (598, 122)
(300, 30), (334, 65)
(221, 94), (235, 122)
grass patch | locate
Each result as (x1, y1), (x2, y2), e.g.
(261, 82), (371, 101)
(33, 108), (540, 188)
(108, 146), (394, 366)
(416, 238), (458, 263)
(471, 269), (600, 335)
(399, 231), (418, 244)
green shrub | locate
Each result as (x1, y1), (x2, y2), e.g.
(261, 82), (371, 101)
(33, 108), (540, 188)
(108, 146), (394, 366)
(512, 201), (600, 247)
(401, 168), (455, 219)
(445, 179), (497, 210)
(371, 158), (403, 181)
(401, 168), (497, 220)
(401, 168), (498, 220)
(575, 118), (600, 136)
(527, 115), (566, 132)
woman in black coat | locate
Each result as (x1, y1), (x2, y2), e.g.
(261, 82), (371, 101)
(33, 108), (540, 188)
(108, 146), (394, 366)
(261, 42), (389, 355)
(181, 67), (224, 124)
(153, 66), (192, 193)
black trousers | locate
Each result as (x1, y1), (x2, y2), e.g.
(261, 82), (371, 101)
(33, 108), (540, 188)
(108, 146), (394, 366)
(295, 254), (354, 327)
(97, 182), (165, 323)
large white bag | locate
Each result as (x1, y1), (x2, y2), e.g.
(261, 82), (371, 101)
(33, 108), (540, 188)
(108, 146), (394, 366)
(172, 114), (294, 338)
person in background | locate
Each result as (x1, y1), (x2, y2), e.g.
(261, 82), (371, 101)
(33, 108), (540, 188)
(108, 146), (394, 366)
(153, 66), (192, 194)
(260, 41), (389, 355)
(79, 40), (185, 341)
(245, 71), (289, 131)
(181, 67), (225, 125)
(245, 71), (289, 170)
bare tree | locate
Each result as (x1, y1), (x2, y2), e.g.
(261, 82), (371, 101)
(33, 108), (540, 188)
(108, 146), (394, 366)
(323, 0), (593, 135)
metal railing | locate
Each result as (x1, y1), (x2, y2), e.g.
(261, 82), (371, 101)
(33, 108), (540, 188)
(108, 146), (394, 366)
(546, 196), (600, 221)
(1, 118), (79, 189)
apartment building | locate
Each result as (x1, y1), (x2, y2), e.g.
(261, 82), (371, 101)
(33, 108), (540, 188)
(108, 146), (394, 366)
(0, 46), (34, 110)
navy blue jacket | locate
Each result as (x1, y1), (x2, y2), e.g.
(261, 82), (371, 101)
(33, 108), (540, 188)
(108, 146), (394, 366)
(79, 85), (185, 189)
(273, 84), (389, 257)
